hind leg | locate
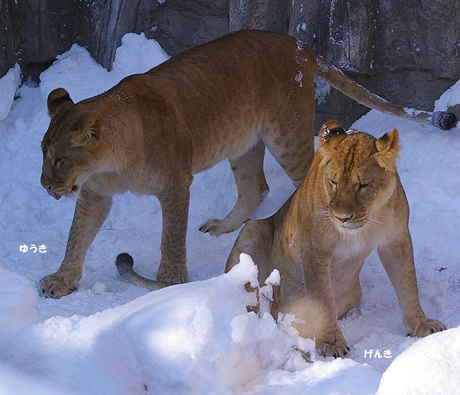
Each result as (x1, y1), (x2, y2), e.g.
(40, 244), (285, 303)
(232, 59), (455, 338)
(263, 83), (315, 186)
(199, 139), (269, 236)
(225, 218), (273, 282)
(264, 123), (315, 187)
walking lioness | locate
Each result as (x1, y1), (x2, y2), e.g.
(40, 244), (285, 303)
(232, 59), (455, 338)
(40, 30), (457, 298)
(225, 121), (446, 357)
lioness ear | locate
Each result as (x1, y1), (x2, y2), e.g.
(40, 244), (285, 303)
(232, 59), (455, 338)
(71, 111), (105, 148)
(318, 120), (346, 146)
(373, 128), (400, 171)
(47, 88), (74, 118)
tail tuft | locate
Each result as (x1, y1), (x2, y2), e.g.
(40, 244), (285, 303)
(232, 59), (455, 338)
(430, 111), (458, 130)
(116, 253), (134, 276)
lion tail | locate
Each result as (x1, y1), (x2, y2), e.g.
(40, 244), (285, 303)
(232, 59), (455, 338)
(301, 42), (458, 130)
(116, 253), (169, 291)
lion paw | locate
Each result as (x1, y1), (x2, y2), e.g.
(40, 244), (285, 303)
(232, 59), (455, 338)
(316, 340), (350, 358)
(40, 272), (79, 299)
(408, 318), (446, 337)
(199, 218), (225, 236)
(156, 264), (189, 284)
(199, 218), (237, 236)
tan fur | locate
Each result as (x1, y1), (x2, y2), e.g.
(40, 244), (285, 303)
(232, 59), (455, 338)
(39, 30), (453, 298)
(226, 121), (446, 358)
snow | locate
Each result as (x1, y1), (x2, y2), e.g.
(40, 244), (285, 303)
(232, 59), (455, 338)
(39, 33), (169, 103)
(0, 267), (43, 343)
(0, 64), (21, 120)
(377, 327), (460, 395)
(8, 255), (312, 395)
(314, 76), (332, 104)
(0, 33), (459, 394)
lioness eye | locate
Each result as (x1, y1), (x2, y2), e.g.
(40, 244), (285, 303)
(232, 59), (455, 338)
(54, 158), (63, 166)
(329, 179), (338, 187)
(358, 183), (369, 191)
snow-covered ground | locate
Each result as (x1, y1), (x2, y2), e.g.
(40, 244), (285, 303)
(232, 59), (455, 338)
(0, 33), (459, 394)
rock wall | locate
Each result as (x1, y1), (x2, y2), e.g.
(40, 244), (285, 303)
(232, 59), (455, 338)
(0, 0), (160, 80)
(1, 0), (89, 81)
(289, 0), (460, 128)
(2, 0), (459, 128)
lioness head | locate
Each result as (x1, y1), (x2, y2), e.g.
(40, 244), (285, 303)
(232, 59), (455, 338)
(40, 88), (106, 200)
(317, 120), (400, 231)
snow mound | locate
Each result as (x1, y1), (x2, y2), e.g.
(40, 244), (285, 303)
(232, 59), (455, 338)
(112, 32), (170, 77)
(6, 255), (315, 395)
(377, 327), (460, 395)
(39, 44), (111, 103)
(39, 33), (170, 104)
(435, 79), (460, 112)
(0, 267), (43, 346)
(0, 64), (21, 120)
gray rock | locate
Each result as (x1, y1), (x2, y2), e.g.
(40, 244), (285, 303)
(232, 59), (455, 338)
(150, 0), (228, 57)
(1, 0), (458, 129)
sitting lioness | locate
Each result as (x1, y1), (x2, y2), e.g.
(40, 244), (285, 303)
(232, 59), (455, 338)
(40, 30), (457, 298)
(224, 121), (446, 357)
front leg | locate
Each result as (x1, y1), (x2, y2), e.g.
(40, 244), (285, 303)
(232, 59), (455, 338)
(296, 251), (350, 358)
(156, 184), (191, 284)
(378, 232), (446, 337)
(40, 188), (112, 298)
